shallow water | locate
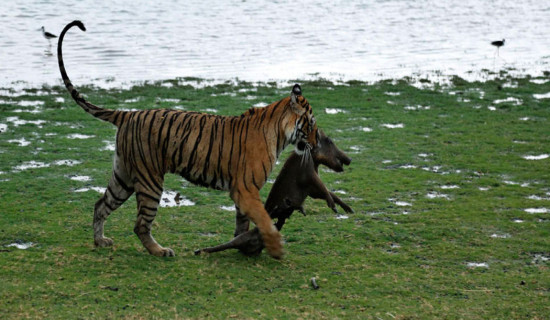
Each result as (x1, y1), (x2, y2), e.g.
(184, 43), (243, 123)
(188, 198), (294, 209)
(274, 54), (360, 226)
(1, 0), (549, 88)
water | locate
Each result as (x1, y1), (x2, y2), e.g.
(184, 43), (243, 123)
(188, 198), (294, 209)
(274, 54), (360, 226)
(1, 0), (549, 88)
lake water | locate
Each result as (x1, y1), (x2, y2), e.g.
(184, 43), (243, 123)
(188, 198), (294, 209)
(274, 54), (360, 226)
(1, 0), (549, 88)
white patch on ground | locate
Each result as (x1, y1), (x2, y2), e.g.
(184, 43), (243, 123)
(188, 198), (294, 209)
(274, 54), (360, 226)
(513, 219), (524, 223)
(12, 107), (43, 114)
(252, 102), (267, 107)
(336, 215), (349, 220)
(519, 117), (530, 121)
(503, 180), (527, 186)
(6, 116), (46, 127)
(220, 205), (235, 211)
(400, 164), (417, 169)
(325, 108), (346, 114)
(440, 185), (460, 189)
(8, 138), (31, 146)
(199, 232), (218, 237)
(384, 91), (401, 96)
(467, 262), (489, 268)
(67, 134), (95, 139)
(381, 123), (404, 129)
(533, 92), (550, 99)
(202, 108), (218, 113)
(13, 161), (50, 171)
(70, 175), (92, 182)
(361, 127), (373, 132)
(527, 194), (550, 201)
(101, 140), (116, 151)
(0, 123), (7, 133)
(17, 100), (44, 107)
(493, 97), (522, 105)
(530, 79), (549, 84)
(522, 154), (549, 160)
(159, 191), (195, 208)
(74, 186), (107, 194)
(13, 159), (81, 172)
(334, 190), (347, 195)
(426, 192), (451, 200)
(418, 153), (431, 158)
(53, 160), (82, 167)
(422, 166), (450, 175)
(382, 160), (392, 164)
(158, 98), (180, 103)
(238, 88), (257, 93)
(6, 242), (34, 249)
(123, 97), (141, 103)
(488, 106), (497, 111)
(349, 146), (361, 152)
(55, 97), (65, 103)
(395, 201), (412, 207)
(524, 208), (549, 214)
(532, 254), (549, 264)
(404, 105), (431, 111)
(490, 233), (511, 239)
(211, 92), (237, 97)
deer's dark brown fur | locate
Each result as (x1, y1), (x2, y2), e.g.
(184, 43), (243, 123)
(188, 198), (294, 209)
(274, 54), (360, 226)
(195, 130), (352, 256)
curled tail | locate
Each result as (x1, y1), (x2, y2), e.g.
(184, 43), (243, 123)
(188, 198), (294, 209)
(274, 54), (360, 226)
(57, 20), (121, 125)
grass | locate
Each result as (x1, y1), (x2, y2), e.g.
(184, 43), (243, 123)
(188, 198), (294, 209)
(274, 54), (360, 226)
(0, 72), (549, 319)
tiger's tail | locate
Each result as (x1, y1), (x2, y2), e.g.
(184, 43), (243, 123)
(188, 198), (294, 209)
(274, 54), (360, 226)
(57, 20), (120, 125)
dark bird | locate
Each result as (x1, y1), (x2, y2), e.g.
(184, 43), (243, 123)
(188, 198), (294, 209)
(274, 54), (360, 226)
(491, 39), (505, 48)
(41, 26), (57, 40)
(491, 39), (505, 56)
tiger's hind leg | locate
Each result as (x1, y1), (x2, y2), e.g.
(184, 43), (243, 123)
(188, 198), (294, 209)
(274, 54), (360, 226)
(133, 181), (175, 257)
(94, 171), (134, 247)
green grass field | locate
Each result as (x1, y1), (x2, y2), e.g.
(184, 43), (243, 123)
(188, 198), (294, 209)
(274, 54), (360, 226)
(1, 72), (549, 319)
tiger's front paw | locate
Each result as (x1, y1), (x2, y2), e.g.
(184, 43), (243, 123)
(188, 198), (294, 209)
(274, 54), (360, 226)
(262, 229), (284, 259)
(94, 237), (114, 247)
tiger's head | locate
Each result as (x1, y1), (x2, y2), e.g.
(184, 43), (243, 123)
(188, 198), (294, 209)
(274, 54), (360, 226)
(288, 84), (318, 152)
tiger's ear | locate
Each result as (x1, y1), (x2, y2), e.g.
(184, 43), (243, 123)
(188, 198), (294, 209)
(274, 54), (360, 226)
(290, 84), (305, 115)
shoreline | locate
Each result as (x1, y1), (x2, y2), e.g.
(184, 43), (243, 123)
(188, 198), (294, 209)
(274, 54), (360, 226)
(1, 67), (548, 93)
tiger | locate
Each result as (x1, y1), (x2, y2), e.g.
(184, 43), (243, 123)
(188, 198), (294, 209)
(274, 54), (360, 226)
(57, 20), (318, 259)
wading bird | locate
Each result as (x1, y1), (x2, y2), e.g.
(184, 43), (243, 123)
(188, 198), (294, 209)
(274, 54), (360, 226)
(41, 26), (57, 40)
(491, 39), (505, 56)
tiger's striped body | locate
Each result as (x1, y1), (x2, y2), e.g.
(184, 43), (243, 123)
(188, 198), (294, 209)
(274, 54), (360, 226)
(57, 21), (317, 258)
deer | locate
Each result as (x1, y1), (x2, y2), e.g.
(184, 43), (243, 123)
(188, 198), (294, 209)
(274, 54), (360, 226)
(195, 129), (353, 256)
